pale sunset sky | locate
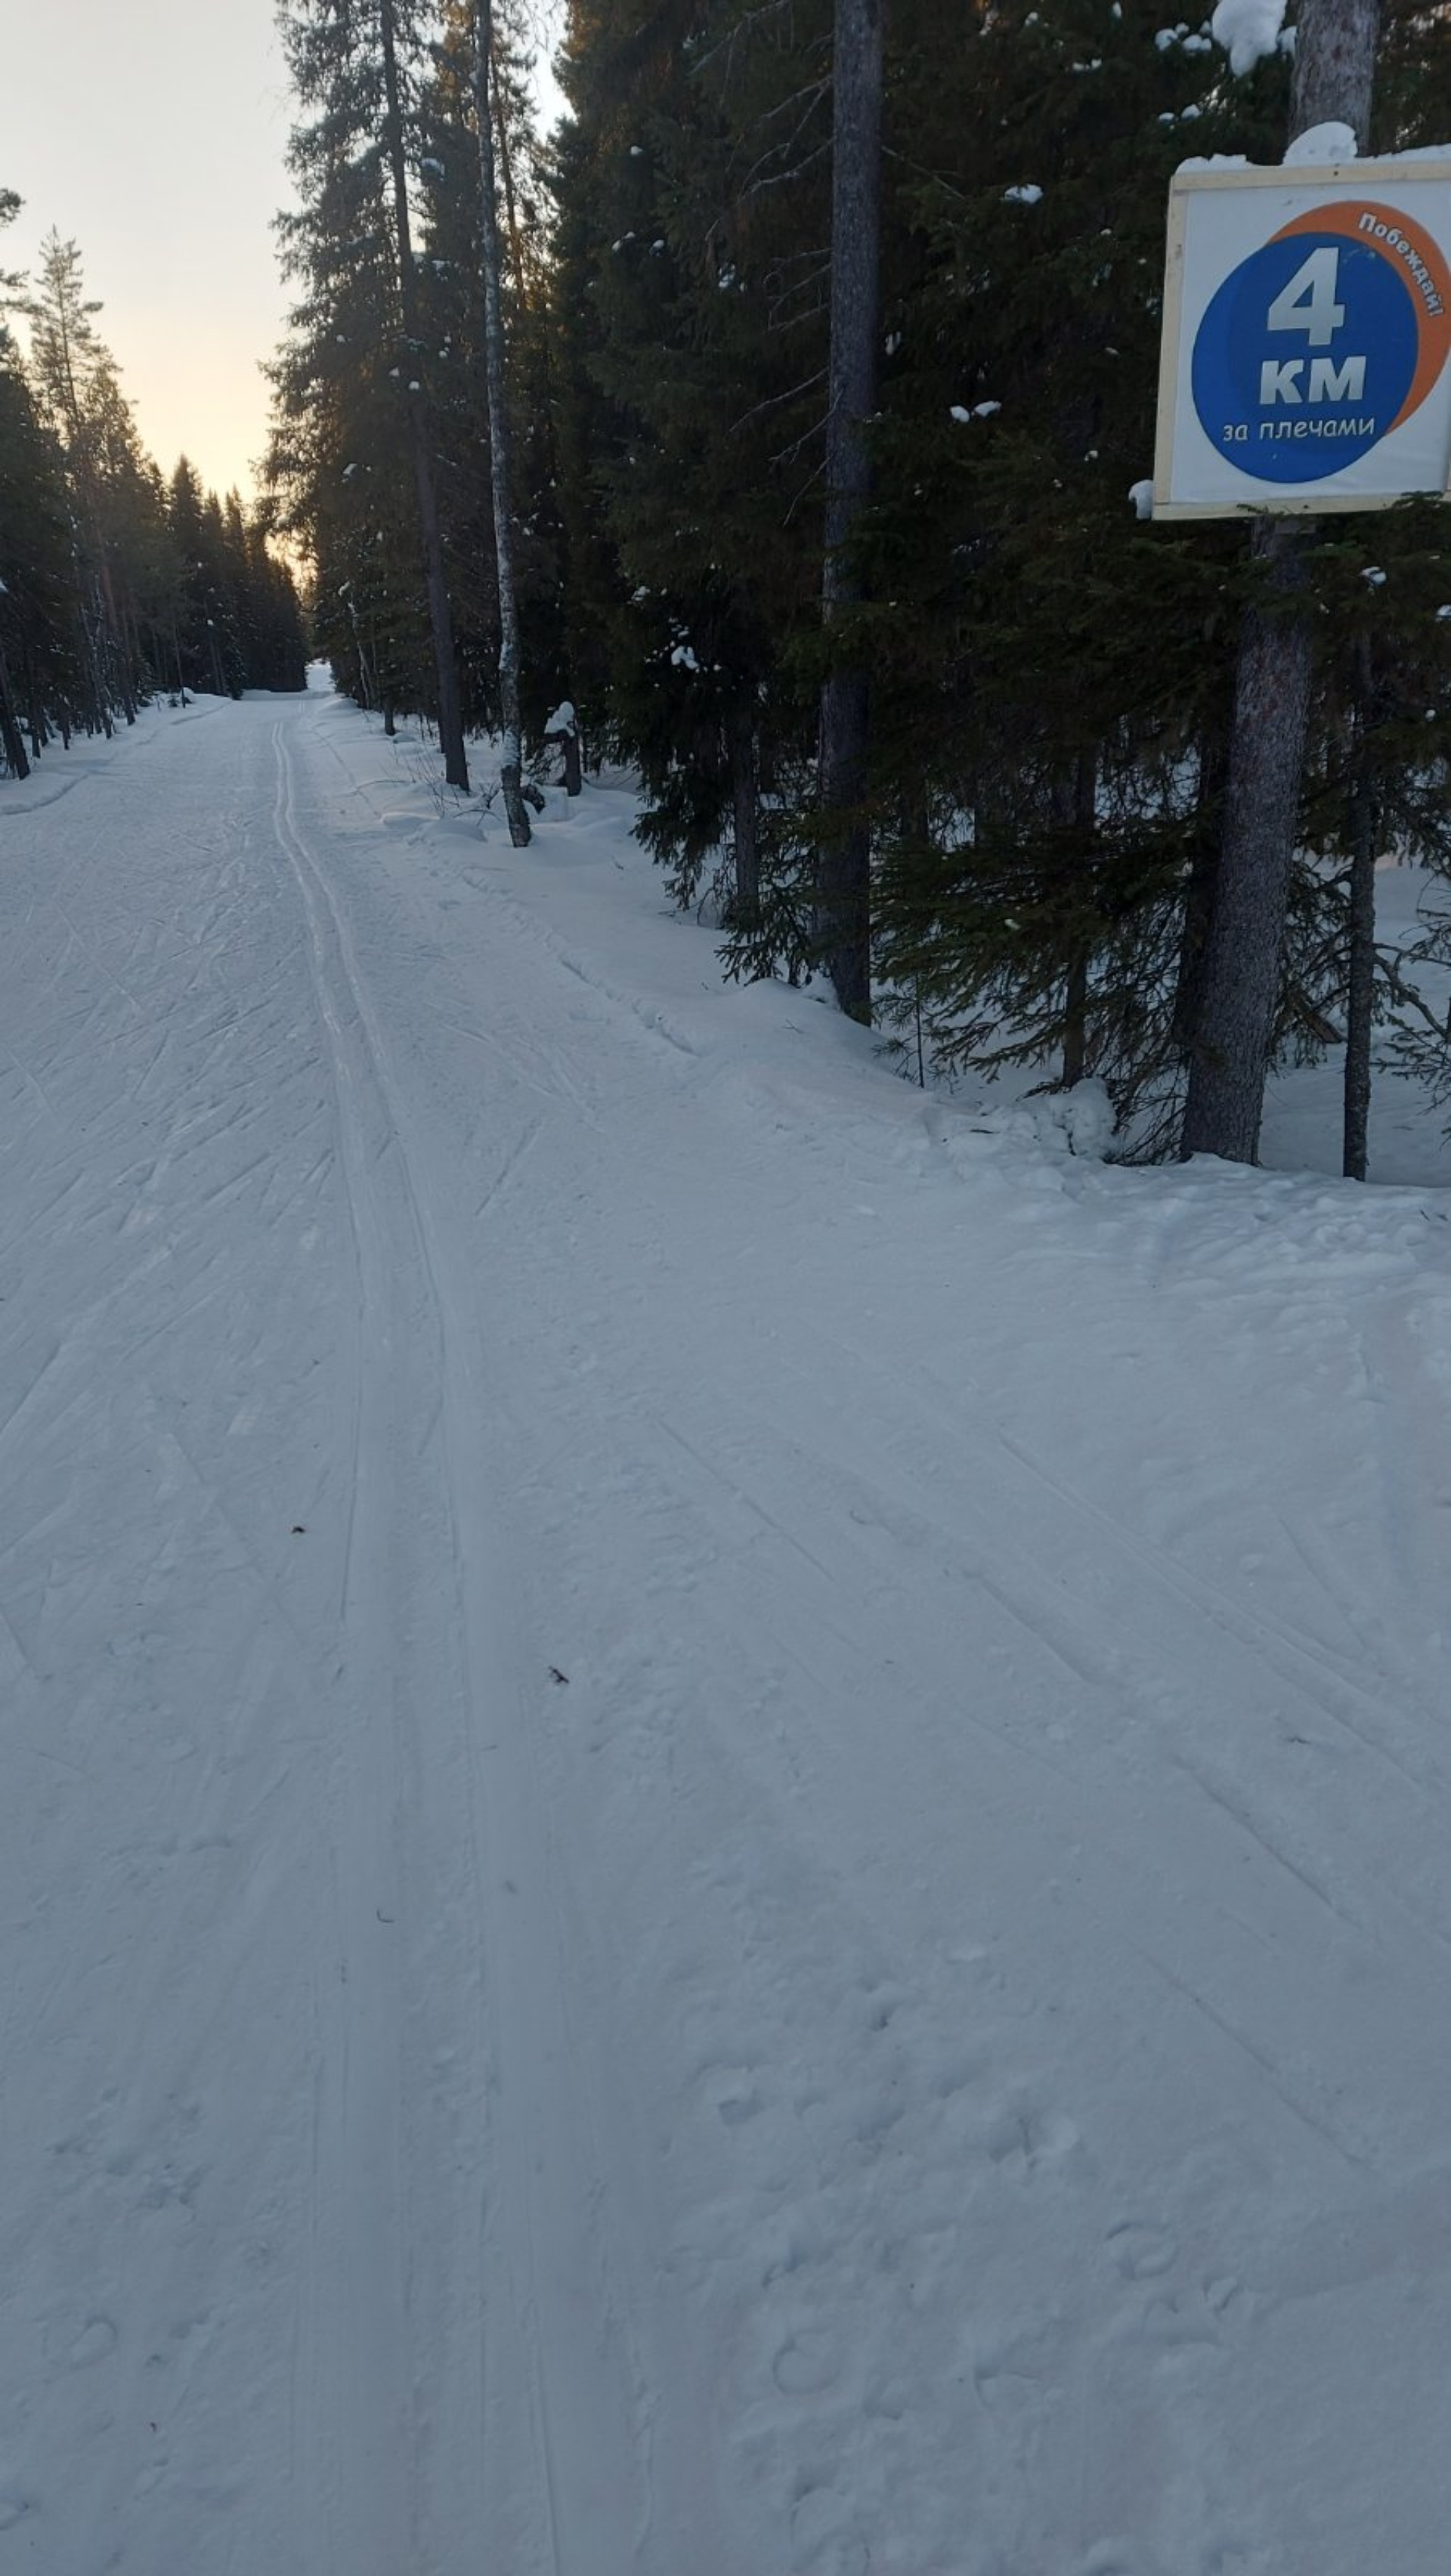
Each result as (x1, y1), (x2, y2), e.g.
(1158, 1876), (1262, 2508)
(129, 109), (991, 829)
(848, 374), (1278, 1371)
(1, 0), (563, 508)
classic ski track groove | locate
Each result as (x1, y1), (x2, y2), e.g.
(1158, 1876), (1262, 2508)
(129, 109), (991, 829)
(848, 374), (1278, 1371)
(271, 713), (653, 2575)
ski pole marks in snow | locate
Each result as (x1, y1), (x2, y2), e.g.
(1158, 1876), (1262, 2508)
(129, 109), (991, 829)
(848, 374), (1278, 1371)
(3, 689), (1451, 2573)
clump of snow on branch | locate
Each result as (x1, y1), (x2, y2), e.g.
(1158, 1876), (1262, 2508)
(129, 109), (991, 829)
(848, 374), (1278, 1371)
(1004, 184), (1043, 205)
(1128, 478), (1155, 519)
(1210, 0), (1285, 77)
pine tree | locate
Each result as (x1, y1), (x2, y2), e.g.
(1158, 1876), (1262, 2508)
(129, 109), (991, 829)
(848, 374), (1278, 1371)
(814, 0), (882, 1024)
(1, 199), (76, 772)
(275, 0), (470, 783)
(472, 0), (532, 840)
(24, 233), (146, 728)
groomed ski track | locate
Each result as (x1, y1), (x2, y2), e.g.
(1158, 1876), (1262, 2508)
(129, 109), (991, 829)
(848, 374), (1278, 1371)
(3, 683), (1451, 2576)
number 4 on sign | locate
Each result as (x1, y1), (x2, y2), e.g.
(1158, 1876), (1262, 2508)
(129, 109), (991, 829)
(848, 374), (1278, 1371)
(1267, 246), (1345, 347)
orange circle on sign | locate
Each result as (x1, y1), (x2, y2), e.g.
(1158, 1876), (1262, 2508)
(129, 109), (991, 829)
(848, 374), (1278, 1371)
(1272, 200), (1451, 434)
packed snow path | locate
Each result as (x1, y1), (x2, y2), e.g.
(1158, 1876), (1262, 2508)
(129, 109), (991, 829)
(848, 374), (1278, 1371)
(3, 686), (1451, 2576)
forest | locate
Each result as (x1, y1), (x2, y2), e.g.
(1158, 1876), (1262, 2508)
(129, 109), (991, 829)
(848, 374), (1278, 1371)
(8, 0), (1451, 1173)
(0, 218), (307, 768)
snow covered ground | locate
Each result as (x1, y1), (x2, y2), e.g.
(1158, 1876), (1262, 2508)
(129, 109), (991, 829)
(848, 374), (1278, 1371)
(2, 681), (1450, 2576)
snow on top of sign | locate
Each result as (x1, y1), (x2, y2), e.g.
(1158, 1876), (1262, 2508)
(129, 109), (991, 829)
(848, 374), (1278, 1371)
(1177, 133), (1451, 179)
(1210, 0), (1285, 76)
(1284, 120), (1357, 165)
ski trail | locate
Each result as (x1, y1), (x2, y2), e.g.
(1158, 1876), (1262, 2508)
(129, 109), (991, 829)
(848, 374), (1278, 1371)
(272, 712), (654, 2573)
(269, 722), (412, 2576)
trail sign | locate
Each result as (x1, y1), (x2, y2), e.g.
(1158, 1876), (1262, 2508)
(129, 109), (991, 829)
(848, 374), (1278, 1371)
(1153, 160), (1451, 517)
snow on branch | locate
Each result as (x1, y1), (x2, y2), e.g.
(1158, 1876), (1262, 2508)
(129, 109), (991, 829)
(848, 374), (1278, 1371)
(1210, 0), (1287, 78)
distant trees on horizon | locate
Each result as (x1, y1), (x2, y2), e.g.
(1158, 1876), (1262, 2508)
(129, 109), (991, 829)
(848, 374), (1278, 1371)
(0, 206), (307, 778)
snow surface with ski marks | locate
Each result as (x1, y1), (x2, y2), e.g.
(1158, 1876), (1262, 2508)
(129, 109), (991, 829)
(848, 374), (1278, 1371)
(2, 681), (1450, 2576)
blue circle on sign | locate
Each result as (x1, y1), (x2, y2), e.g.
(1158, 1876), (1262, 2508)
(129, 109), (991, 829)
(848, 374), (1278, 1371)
(1192, 230), (1418, 481)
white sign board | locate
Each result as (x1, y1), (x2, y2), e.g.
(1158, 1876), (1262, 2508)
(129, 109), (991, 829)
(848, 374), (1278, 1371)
(1153, 159), (1451, 517)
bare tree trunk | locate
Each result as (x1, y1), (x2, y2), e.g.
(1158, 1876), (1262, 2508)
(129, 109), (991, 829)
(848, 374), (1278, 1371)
(472, 0), (531, 846)
(1292, 0), (1378, 139)
(0, 642), (30, 779)
(492, 63), (528, 305)
(25, 654), (48, 755)
(1180, 520), (1315, 1159)
(1344, 640), (1377, 1181)
(1171, 713), (1230, 1059)
(379, 0), (470, 794)
(813, 0), (882, 1026)
(1180, 0), (1380, 1163)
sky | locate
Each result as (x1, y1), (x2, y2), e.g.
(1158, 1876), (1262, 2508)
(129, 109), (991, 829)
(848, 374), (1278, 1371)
(2, 0), (295, 503)
(1, 0), (565, 510)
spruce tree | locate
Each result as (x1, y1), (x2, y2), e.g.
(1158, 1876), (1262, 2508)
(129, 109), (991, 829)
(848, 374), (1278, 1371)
(276, 0), (470, 782)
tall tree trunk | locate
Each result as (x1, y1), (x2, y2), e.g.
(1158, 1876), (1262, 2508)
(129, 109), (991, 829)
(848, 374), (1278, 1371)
(0, 642), (31, 779)
(1344, 639), (1377, 1182)
(379, 0), (470, 793)
(1171, 711), (1230, 1059)
(1180, 0), (1380, 1163)
(1180, 520), (1315, 1159)
(472, 0), (531, 846)
(813, 0), (883, 1026)
(491, 65), (528, 305)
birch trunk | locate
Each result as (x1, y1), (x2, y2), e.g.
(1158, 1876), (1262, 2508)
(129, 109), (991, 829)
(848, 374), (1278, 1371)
(379, 0), (470, 794)
(472, 0), (531, 847)
(1180, 0), (1380, 1163)
(813, 0), (882, 1026)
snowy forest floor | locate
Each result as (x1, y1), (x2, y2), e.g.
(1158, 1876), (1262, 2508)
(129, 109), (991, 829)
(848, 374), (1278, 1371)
(2, 679), (1450, 2576)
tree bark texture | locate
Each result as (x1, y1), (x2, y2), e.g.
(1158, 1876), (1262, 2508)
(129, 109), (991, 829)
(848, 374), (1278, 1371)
(1290, 0), (1379, 147)
(0, 643), (30, 779)
(379, 0), (470, 793)
(1171, 716), (1230, 1060)
(1180, 0), (1380, 1162)
(1343, 642), (1378, 1181)
(473, 0), (531, 846)
(814, 0), (882, 1027)
(1181, 521), (1314, 1161)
